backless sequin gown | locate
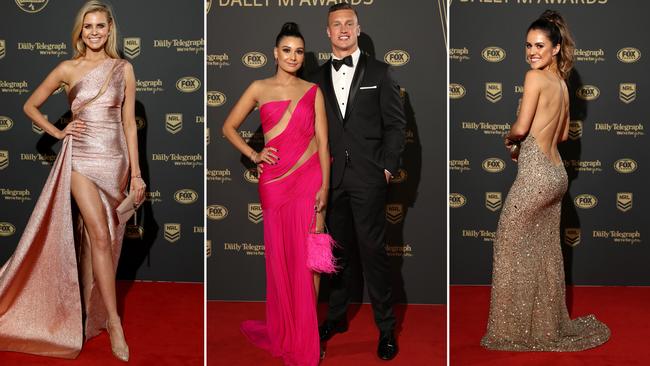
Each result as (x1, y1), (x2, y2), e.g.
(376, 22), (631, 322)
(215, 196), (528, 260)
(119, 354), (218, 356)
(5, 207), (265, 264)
(481, 134), (610, 351)
(0, 58), (129, 358)
(241, 85), (322, 366)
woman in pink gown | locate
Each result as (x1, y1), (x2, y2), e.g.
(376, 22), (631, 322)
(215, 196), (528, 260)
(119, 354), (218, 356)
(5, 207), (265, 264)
(0, 1), (145, 361)
(222, 22), (331, 365)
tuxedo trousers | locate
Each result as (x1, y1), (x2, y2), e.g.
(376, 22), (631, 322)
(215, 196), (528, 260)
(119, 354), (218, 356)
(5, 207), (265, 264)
(325, 166), (396, 333)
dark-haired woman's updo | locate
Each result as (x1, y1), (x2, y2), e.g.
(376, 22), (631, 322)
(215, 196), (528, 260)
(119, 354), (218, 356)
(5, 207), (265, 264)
(275, 22), (305, 46)
(527, 10), (575, 79)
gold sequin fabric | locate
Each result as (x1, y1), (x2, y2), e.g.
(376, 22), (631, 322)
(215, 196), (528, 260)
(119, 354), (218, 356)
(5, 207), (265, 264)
(481, 134), (610, 351)
(0, 59), (128, 359)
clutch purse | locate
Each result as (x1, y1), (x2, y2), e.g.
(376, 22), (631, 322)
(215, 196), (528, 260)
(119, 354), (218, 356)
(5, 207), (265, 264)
(116, 191), (142, 224)
(306, 210), (338, 274)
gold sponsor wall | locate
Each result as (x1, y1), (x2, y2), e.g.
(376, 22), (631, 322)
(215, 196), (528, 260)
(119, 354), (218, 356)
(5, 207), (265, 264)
(0, 1), (204, 282)
(450, 0), (648, 285)
(207, 1), (447, 304)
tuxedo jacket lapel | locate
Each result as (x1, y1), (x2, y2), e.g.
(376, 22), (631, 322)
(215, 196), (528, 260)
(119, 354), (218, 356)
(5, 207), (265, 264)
(321, 60), (344, 123)
(344, 52), (366, 122)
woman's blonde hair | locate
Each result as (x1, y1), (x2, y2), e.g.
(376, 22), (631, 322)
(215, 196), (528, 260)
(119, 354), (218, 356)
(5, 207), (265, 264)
(71, 1), (120, 59)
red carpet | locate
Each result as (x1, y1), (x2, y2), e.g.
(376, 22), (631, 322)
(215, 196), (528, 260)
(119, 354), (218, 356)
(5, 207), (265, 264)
(451, 285), (650, 365)
(208, 301), (445, 366)
(0, 281), (203, 366)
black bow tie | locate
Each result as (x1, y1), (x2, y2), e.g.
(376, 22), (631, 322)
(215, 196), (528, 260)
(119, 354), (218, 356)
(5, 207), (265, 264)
(332, 55), (353, 71)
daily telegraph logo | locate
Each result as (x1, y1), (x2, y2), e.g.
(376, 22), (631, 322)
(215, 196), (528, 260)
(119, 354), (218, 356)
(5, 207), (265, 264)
(449, 83), (466, 99)
(449, 193), (466, 208)
(242, 52), (267, 68)
(485, 82), (502, 103)
(619, 83), (636, 104)
(0, 222), (15, 237)
(564, 228), (581, 247)
(165, 113), (183, 134)
(123, 38), (141, 59)
(617, 47), (641, 63)
(384, 50), (410, 66)
(174, 189), (198, 204)
(207, 91), (226, 107)
(248, 203), (263, 224)
(386, 204), (404, 224)
(481, 46), (506, 62)
(485, 192), (502, 212)
(207, 204), (228, 220)
(482, 158), (505, 173)
(449, 47), (469, 62)
(0, 40), (5, 59)
(0, 116), (13, 131)
(568, 120), (582, 140)
(576, 85), (600, 101)
(15, 0), (49, 13)
(574, 194), (597, 209)
(0, 151), (8, 170)
(614, 158), (637, 173)
(164, 223), (181, 243)
(616, 192), (632, 212)
(176, 76), (200, 93)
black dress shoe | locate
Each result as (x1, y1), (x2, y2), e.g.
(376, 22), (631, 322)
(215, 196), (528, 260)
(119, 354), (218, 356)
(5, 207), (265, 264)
(377, 332), (398, 360)
(318, 319), (348, 342)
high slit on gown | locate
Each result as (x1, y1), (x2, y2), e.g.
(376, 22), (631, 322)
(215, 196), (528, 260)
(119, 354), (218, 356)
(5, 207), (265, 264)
(241, 85), (322, 366)
(0, 58), (129, 359)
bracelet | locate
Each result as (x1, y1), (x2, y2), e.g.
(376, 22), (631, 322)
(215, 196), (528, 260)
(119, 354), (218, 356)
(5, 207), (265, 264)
(131, 175), (142, 179)
(249, 151), (258, 163)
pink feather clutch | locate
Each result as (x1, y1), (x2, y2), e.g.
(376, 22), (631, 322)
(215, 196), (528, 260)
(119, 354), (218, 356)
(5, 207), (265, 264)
(306, 210), (338, 274)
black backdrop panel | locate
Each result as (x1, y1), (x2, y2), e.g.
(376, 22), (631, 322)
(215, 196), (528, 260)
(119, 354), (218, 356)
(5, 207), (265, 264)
(0, 1), (204, 282)
(207, 1), (447, 304)
(450, 0), (649, 286)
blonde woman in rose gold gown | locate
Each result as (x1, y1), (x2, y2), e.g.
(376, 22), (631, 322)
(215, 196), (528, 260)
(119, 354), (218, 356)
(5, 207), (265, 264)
(0, 1), (145, 361)
(481, 10), (609, 351)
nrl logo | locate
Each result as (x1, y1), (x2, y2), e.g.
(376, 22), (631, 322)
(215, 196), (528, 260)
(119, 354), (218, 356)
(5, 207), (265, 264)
(485, 82), (502, 103)
(385, 204), (404, 224)
(0, 40), (5, 59)
(564, 228), (580, 247)
(123, 37), (141, 59)
(619, 83), (636, 104)
(165, 113), (183, 134)
(568, 120), (582, 140)
(485, 192), (502, 212)
(616, 192), (632, 212)
(206, 240), (212, 258)
(164, 223), (181, 243)
(248, 203), (263, 224)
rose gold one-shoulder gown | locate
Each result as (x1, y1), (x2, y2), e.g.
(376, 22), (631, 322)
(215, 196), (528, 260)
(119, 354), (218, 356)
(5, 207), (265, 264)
(0, 58), (129, 359)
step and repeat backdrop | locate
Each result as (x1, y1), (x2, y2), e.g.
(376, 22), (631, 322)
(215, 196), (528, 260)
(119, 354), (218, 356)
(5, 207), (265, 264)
(450, 1), (648, 285)
(0, 1), (204, 282)
(207, 0), (447, 304)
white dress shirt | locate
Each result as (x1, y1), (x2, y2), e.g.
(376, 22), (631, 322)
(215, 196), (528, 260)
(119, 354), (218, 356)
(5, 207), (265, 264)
(331, 48), (361, 117)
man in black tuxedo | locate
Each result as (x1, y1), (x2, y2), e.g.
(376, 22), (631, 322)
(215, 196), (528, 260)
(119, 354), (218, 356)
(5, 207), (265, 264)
(310, 3), (406, 361)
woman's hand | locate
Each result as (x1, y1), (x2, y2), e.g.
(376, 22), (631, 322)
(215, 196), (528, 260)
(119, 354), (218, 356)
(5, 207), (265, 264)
(315, 187), (328, 213)
(252, 146), (279, 165)
(57, 120), (86, 140)
(130, 176), (147, 205)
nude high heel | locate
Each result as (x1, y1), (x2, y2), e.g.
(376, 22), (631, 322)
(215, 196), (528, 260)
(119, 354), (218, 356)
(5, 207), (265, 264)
(106, 317), (130, 362)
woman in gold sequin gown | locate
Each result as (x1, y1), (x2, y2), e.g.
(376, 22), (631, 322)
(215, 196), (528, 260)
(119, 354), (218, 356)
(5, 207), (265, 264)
(481, 10), (610, 351)
(0, 1), (144, 361)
